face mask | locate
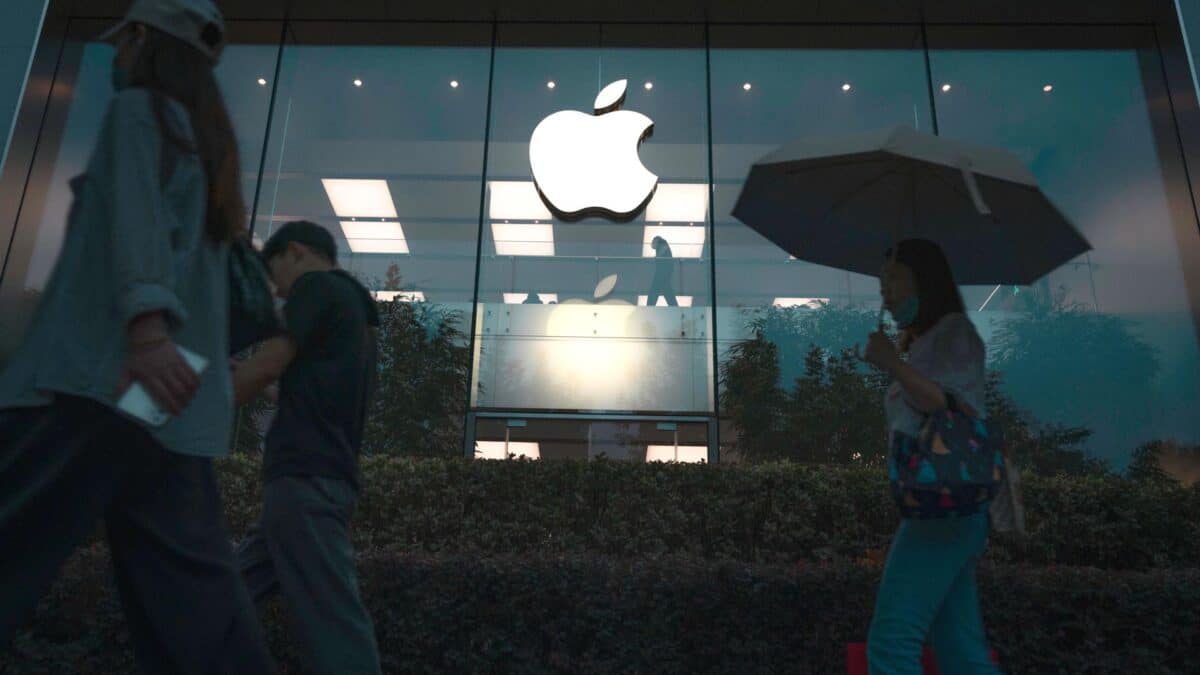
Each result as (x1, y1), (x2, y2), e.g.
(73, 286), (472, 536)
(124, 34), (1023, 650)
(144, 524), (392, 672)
(111, 64), (132, 92)
(891, 296), (920, 328)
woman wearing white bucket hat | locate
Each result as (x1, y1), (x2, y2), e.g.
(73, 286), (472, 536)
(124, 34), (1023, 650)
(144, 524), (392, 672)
(0, 1), (275, 672)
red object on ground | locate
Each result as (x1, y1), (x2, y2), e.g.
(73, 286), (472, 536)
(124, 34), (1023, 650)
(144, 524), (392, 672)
(846, 643), (997, 674)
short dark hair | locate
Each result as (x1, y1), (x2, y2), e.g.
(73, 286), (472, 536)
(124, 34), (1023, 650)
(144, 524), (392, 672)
(885, 238), (965, 342)
(261, 220), (337, 264)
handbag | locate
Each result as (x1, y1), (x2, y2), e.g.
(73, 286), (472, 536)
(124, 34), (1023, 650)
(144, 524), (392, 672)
(889, 393), (1004, 519)
(228, 235), (280, 354)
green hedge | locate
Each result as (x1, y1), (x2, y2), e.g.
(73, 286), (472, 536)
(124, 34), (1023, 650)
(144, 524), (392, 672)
(6, 548), (1199, 674)
(218, 456), (1200, 569)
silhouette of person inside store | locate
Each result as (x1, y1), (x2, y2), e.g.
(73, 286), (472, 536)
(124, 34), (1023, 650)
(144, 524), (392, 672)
(646, 236), (679, 307)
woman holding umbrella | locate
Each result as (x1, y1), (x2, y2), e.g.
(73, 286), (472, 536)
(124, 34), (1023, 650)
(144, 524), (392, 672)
(860, 239), (1002, 674)
(733, 123), (1084, 674)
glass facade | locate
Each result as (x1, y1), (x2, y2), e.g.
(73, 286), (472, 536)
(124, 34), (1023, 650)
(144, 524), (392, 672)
(1, 19), (1198, 469)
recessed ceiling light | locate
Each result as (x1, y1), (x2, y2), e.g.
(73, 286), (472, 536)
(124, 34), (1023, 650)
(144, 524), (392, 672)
(644, 81), (653, 90)
(547, 80), (556, 89)
(353, 78), (363, 87)
(842, 83), (852, 92)
(450, 80), (459, 88)
(257, 77), (267, 86)
(742, 82), (752, 91)
(941, 83), (952, 92)
(1043, 84), (1054, 92)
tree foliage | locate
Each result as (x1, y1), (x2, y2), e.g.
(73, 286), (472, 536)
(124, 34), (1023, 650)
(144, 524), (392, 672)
(989, 282), (1160, 463)
(720, 303), (1108, 475)
(363, 296), (471, 457)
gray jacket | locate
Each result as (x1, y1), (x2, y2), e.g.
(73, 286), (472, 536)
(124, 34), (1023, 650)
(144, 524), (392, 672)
(0, 88), (232, 457)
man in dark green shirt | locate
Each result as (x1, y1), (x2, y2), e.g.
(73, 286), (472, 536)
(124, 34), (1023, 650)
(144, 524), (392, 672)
(233, 221), (382, 674)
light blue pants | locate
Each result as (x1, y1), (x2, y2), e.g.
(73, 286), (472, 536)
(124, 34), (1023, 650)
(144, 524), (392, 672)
(867, 512), (1003, 675)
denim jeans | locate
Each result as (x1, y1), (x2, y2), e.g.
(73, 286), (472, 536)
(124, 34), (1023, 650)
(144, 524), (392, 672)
(867, 511), (1003, 675)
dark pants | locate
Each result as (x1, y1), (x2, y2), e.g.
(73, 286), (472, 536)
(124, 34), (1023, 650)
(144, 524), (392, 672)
(237, 475), (381, 675)
(0, 395), (275, 674)
(646, 280), (679, 307)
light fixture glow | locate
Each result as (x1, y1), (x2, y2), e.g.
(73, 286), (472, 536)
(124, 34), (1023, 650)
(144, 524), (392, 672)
(645, 183), (709, 223)
(547, 80), (556, 89)
(487, 181), (554, 221)
(492, 222), (555, 257)
(450, 80), (459, 88)
(257, 77), (267, 86)
(503, 293), (560, 305)
(743, 82), (752, 91)
(374, 290), (425, 303)
(941, 83), (952, 92)
(340, 221), (409, 254)
(773, 297), (830, 309)
(646, 445), (707, 463)
(1043, 84), (1054, 92)
(321, 179), (398, 219)
(475, 441), (541, 460)
(642, 225), (706, 259)
(345, 239), (408, 254)
(842, 83), (852, 92)
(637, 295), (694, 307)
(353, 78), (363, 87)
(644, 81), (653, 90)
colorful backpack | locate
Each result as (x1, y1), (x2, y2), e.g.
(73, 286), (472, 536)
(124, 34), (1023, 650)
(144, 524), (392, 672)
(889, 394), (1004, 519)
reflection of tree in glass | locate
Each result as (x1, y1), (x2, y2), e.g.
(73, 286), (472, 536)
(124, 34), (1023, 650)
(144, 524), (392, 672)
(721, 303), (1111, 473)
(1127, 439), (1200, 485)
(366, 299), (471, 457)
(983, 370), (1104, 477)
(362, 265), (472, 457)
(990, 282), (1160, 467)
(721, 304), (890, 464)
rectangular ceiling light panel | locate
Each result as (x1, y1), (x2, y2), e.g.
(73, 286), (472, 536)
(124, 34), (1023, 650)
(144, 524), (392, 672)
(374, 290), (425, 302)
(637, 295), (694, 307)
(341, 221), (409, 254)
(322, 179), (398, 219)
(645, 445), (708, 463)
(475, 441), (541, 460)
(772, 297), (830, 309)
(645, 183), (709, 223)
(492, 222), (555, 257)
(488, 181), (553, 221)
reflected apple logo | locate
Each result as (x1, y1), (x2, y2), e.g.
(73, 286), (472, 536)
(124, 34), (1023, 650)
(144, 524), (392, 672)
(529, 79), (658, 220)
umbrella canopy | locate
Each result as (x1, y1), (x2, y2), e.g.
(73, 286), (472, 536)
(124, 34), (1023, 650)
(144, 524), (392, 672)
(731, 125), (1091, 285)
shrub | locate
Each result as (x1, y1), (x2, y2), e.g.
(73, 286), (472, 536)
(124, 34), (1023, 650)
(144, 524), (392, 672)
(5, 549), (1198, 674)
(216, 456), (1200, 570)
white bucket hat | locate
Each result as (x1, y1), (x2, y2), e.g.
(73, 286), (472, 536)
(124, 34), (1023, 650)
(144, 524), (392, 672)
(99, 0), (226, 63)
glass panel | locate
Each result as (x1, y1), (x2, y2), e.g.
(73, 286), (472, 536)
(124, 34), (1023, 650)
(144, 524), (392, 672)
(0, 19), (280, 362)
(248, 22), (491, 457)
(474, 415), (708, 462)
(709, 26), (933, 462)
(473, 24), (713, 415)
(928, 26), (1200, 470)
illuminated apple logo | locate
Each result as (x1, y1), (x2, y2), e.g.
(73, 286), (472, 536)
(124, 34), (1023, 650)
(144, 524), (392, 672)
(529, 79), (658, 220)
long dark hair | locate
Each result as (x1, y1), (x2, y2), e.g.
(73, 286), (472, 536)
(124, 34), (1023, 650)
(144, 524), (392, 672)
(126, 25), (244, 243)
(885, 238), (966, 351)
